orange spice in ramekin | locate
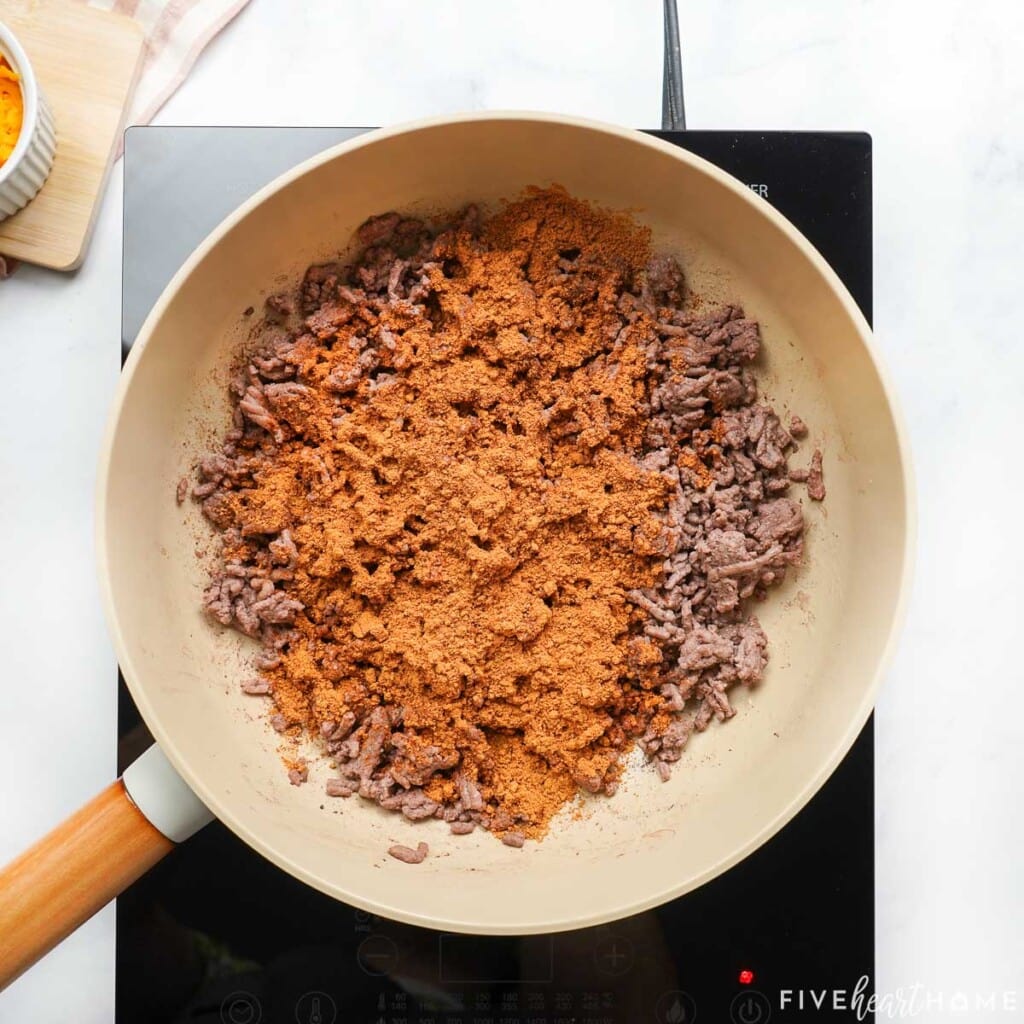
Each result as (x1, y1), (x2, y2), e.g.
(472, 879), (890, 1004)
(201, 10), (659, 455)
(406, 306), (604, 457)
(0, 56), (23, 167)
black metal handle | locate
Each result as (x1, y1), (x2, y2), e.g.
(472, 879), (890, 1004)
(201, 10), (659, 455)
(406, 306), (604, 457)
(662, 0), (686, 130)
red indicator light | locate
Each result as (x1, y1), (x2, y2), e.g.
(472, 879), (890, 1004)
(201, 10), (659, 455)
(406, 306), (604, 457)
(739, 969), (755, 985)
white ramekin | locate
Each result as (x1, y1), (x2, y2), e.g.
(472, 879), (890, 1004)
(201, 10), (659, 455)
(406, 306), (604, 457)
(0, 20), (56, 220)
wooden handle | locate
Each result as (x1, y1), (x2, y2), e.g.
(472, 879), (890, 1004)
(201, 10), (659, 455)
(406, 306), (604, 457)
(0, 780), (174, 990)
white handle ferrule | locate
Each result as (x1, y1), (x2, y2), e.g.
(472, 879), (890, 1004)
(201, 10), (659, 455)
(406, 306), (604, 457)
(121, 744), (214, 843)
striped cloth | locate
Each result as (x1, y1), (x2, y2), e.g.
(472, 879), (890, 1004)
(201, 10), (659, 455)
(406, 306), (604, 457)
(87, 0), (253, 139)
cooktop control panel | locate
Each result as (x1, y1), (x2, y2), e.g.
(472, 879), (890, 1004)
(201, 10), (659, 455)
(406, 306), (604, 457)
(209, 902), (875, 1023)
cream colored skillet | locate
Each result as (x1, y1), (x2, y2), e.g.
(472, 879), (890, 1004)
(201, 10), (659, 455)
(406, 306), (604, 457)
(0, 112), (913, 988)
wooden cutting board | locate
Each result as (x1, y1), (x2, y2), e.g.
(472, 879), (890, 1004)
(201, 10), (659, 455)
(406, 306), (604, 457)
(0, 0), (144, 270)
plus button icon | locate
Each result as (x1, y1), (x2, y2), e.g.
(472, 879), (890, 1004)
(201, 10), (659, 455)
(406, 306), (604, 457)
(593, 935), (634, 976)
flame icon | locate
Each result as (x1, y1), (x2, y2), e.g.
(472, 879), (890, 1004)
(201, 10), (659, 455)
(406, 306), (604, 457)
(656, 989), (695, 1024)
(666, 997), (687, 1023)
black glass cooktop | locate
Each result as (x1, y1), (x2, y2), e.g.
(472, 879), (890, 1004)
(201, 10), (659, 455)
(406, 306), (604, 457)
(120, 127), (873, 1024)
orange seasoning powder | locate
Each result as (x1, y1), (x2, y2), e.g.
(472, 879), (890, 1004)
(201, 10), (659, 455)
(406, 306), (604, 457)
(222, 189), (678, 838)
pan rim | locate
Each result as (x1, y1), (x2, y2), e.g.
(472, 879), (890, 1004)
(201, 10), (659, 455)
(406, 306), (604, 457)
(97, 110), (916, 934)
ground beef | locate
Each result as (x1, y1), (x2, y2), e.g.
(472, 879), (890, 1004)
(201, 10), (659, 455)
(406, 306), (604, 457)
(387, 841), (429, 864)
(187, 190), (822, 846)
(806, 448), (826, 501)
(265, 292), (295, 318)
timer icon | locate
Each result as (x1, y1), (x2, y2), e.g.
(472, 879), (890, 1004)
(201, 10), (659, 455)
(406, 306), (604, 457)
(220, 991), (262, 1024)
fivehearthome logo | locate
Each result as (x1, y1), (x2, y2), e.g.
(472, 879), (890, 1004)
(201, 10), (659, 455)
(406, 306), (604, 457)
(779, 976), (1020, 1019)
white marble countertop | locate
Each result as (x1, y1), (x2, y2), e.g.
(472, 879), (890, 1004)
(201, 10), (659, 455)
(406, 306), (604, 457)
(1, 1), (1022, 1020)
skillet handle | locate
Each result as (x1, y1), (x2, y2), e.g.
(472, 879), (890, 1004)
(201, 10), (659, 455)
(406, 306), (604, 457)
(0, 745), (212, 990)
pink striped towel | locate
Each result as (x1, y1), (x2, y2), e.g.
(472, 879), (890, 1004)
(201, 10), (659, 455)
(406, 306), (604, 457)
(0, 0), (251, 276)
(88, 0), (253, 144)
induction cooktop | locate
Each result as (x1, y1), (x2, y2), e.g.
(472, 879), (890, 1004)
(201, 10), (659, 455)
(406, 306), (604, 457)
(120, 126), (874, 1024)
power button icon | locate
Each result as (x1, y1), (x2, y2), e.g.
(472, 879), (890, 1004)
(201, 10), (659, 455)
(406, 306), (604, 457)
(730, 990), (771, 1024)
